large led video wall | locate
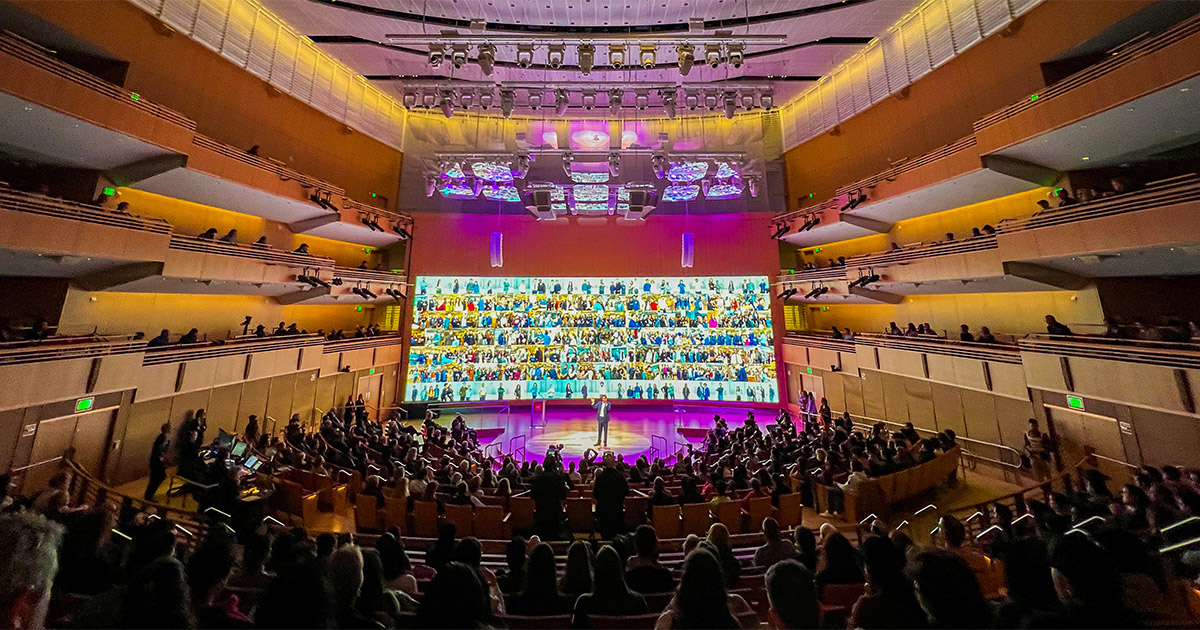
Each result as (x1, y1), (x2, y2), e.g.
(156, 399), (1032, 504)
(405, 275), (778, 403)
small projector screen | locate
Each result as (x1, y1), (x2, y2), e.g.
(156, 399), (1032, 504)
(405, 275), (778, 403)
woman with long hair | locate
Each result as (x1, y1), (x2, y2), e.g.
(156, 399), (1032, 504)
(572, 545), (648, 627)
(705, 523), (742, 588)
(848, 536), (925, 629)
(508, 543), (574, 616)
(816, 532), (863, 591)
(656, 547), (752, 629)
(559, 540), (594, 600)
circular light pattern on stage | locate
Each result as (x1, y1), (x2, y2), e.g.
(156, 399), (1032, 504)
(662, 184), (700, 201)
(666, 161), (709, 182)
(571, 129), (610, 150)
(470, 161), (514, 182)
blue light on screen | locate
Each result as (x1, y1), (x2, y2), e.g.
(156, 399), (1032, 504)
(405, 275), (778, 403)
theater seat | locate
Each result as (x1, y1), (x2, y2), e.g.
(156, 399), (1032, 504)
(444, 503), (474, 537)
(566, 497), (594, 533)
(413, 500), (439, 537)
(775, 493), (803, 528)
(681, 503), (711, 536)
(652, 504), (682, 539)
(497, 614), (573, 629)
(354, 494), (381, 532)
(587, 613), (661, 629)
(714, 501), (742, 534)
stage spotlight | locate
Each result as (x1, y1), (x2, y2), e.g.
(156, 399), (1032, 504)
(424, 175), (438, 197)
(479, 89), (494, 109)
(402, 90), (417, 109)
(608, 44), (625, 68)
(527, 89), (543, 110)
(722, 92), (736, 119)
(440, 92), (454, 118)
(704, 90), (718, 110)
(608, 88), (624, 116)
(500, 88), (515, 117)
(421, 90), (437, 109)
(771, 222), (788, 239)
(561, 152), (574, 176)
(516, 43), (535, 68)
(514, 154), (531, 179)
(578, 43), (595, 74)
(477, 43), (496, 75)
(331, 277), (343, 286)
(608, 153), (621, 177)
(451, 42), (468, 68)
(471, 178), (484, 197)
(428, 43), (445, 67)
(676, 44), (695, 75)
(635, 89), (649, 110)
(581, 89), (596, 110)
(554, 88), (569, 115)
(651, 153), (667, 179)
(547, 43), (565, 69)
(684, 89), (699, 110)
(727, 42), (744, 68)
(760, 88), (774, 110)
(740, 90), (755, 110)
(639, 44), (657, 69)
(393, 223), (411, 239)
(660, 89), (677, 119)
(459, 89), (474, 109)
(704, 43), (722, 68)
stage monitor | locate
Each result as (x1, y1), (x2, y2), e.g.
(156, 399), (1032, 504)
(406, 275), (778, 403)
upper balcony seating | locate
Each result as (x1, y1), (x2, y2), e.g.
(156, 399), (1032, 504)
(167, 234), (336, 270)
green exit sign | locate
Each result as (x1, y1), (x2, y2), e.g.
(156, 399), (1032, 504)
(1066, 396), (1084, 410)
(806, 367), (813, 374)
(102, 187), (116, 196)
(368, 368), (376, 375)
(75, 397), (94, 413)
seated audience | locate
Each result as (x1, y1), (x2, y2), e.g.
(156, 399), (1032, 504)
(573, 545), (648, 626)
(508, 542), (574, 616)
(753, 517), (799, 568)
(626, 525), (675, 594)
(765, 559), (819, 630)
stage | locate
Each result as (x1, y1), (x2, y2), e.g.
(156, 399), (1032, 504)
(420, 401), (782, 466)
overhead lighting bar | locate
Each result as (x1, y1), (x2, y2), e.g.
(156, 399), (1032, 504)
(385, 32), (785, 45)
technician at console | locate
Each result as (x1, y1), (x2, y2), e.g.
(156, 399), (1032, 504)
(591, 394), (612, 448)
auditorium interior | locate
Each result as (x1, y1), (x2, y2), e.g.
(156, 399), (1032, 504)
(1, 0), (1200, 627)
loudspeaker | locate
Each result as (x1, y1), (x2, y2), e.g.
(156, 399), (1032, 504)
(681, 232), (695, 268)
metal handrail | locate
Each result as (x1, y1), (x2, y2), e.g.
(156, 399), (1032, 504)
(0, 336), (147, 367)
(169, 234), (335, 268)
(322, 334), (405, 353)
(331, 266), (408, 283)
(996, 174), (1200, 234)
(0, 186), (172, 234)
(776, 267), (850, 283)
(773, 197), (841, 223)
(141, 334), (324, 365)
(836, 135), (977, 197)
(853, 332), (1022, 364)
(191, 134), (344, 195)
(843, 234), (998, 269)
(1018, 335), (1200, 371)
(845, 413), (1024, 470)
(342, 198), (413, 224)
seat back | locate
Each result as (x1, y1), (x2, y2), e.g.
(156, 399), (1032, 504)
(820, 582), (866, 607)
(652, 505), (682, 539)
(355, 494), (380, 532)
(714, 501), (742, 534)
(587, 613), (660, 629)
(413, 501), (439, 537)
(508, 496), (536, 531)
(745, 496), (772, 529)
(474, 505), (507, 539)
(681, 502), (711, 536)
(734, 609), (760, 629)
(444, 503), (474, 537)
(382, 496), (407, 534)
(624, 495), (648, 529)
(643, 591), (674, 613)
(565, 497), (594, 533)
(497, 614), (573, 629)
(775, 493), (803, 528)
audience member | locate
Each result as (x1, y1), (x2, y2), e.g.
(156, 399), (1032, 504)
(765, 559), (820, 630)
(626, 525), (675, 593)
(573, 545), (648, 626)
(753, 517), (799, 568)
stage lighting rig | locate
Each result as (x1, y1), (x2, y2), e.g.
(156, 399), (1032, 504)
(527, 89), (543, 110)
(660, 89), (677, 119)
(676, 44), (695, 76)
(450, 42), (468, 68)
(651, 153), (667, 179)
(608, 153), (621, 177)
(578, 43), (595, 74)
(554, 89), (569, 115)
(722, 92), (737, 119)
(428, 43), (445, 67)
(726, 42), (744, 68)
(639, 44), (657, 69)
(479, 89), (494, 109)
(516, 43), (535, 68)
(581, 89), (597, 110)
(547, 43), (566, 69)
(476, 43), (496, 75)
(499, 88), (515, 117)
(608, 44), (626, 68)
(608, 88), (624, 116)
(704, 43), (722, 68)
(760, 88), (774, 110)
(635, 89), (649, 110)
(402, 90), (417, 109)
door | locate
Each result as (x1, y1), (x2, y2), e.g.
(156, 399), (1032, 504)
(357, 373), (383, 421)
(1045, 404), (1129, 481)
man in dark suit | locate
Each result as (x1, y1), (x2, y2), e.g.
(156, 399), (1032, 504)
(144, 422), (171, 501)
(592, 394), (612, 448)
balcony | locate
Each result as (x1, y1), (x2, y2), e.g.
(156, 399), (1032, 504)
(832, 136), (1049, 228)
(0, 335), (146, 410)
(776, 197), (889, 248)
(0, 187), (172, 285)
(281, 265), (407, 306)
(975, 12), (1200, 170)
(782, 333), (858, 373)
(0, 31), (191, 179)
(137, 334), (326, 400)
(309, 198), (411, 248)
(320, 334), (404, 375)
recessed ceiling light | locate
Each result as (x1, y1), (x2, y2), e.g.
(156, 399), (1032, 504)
(1081, 157), (1090, 160)
(1181, 88), (1190, 92)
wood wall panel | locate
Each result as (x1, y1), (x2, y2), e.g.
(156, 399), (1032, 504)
(930, 382), (967, 437)
(904, 379), (936, 432)
(116, 397), (172, 484)
(266, 375), (296, 427)
(881, 373), (911, 424)
(960, 389), (1001, 445)
(237, 379), (270, 433)
(205, 384), (243, 438)
(292, 371), (319, 424)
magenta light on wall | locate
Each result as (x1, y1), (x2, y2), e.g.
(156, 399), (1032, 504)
(681, 232), (695, 268)
(490, 231), (503, 268)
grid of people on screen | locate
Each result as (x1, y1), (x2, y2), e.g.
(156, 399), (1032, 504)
(405, 275), (779, 403)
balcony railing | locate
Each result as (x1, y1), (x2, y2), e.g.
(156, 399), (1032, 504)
(330, 266), (408, 284)
(0, 30), (196, 131)
(342, 198), (412, 225)
(0, 186), (172, 234)
(842, 234), (998, 269)
(836, 135), (977, 197)
(975, 12), (1200, 131)
(774, 196), (840, 223)
(322, 334), (404, 353)
(168, 235), (335, 268)
(142, 334), (324, 366)
(777, 267), (850, 283)
(854, 333), (1022, 364)
(996, 174), (1200, 234)
(1018, 334), (1200, 371)
(783, 332), (855, 353)
(0, 335), (146, 367)
(191, 134), (345, 195)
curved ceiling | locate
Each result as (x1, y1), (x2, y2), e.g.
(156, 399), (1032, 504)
(260, 0), (922, 104)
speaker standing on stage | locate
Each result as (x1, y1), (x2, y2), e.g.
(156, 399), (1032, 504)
(592, 395), (611, 448)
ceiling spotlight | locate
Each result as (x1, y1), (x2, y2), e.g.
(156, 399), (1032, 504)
(635, 89), (649, 110)
(684, 89), (699, 110)
(528, 89), (543, 109)
(704, 43), (722, 69)
(554, 88), (569, 116)
(440, 91), (455, 118)
(402, 90), (417, 109)
(676, 44), (695, 76)
(514, 154), (531, 178)
(639, 44), (657, 69)
(607, 153), (620, 177)
(500, 88), (515, 117)
(704, 90), (718, 110)
(471, 178), (484, 196)
(740, 91), (755, 110)
(459, 89), (474, 109)
(609, 44), (626, 69)
(760, 88), (774, 110)
(578, 43), (595, 75)
(424, 174), (438, 197)
(722, 91), (736, 119)
(477, 43), (496, 75)
(726, 42), (744, 68)
(516, 43), (535, 68)
(451, 42), (469, 68)
(421, 90), (437, 109)
(582, 89), (596, 110)
(479, 89), (494, 109)
(561, 152), (574, 176)
(660, 89), (677, 119)
(651, 153), (667, 179)
(428, 43), (445, 67)
(548, 43), (565, 69)
(608, 88), (624, 116)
